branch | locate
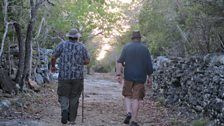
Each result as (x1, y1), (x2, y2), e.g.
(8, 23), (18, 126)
(176, 24), (190, 43)
(30, 0), (36, 18)
(0, 0), (9, 58)
(34, 17), (46, 40)
(218, 34), (224, 51)
(35, 0), (45, 9)
(47, 35), (64, 41)
(176, 0), (180, 8)
(88, 31), (103, 39)
(30, 0), (34, 7)
(0, 23), (9, 58)
(3, 0), (8, 23)
(35, 0), (54, 9)
(46, 0), (54, 6)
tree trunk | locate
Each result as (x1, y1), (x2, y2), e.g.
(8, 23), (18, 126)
(14, 23), (25, 84)
(23, 19), (35, 79)
(21, 0), (37, 90)
(17, 0), (49, 90)
(0, 0), (9, 60)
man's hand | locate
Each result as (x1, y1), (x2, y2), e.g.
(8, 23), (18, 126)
(51, 66), (57, 73)
(116, 75), (122, 84)
(146, 76), (152, 88)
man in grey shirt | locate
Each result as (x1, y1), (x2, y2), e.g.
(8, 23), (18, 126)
(116, 31), (153, 126)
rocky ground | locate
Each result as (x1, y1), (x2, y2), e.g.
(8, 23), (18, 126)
(0, 73), (190, 126)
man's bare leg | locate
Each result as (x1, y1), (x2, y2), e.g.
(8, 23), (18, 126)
(124, 97), (132, 124)
(132, 99), (140, 122)
(125, 97), (132, 114)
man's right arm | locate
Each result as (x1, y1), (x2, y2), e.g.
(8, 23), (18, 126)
(116, 62), (123, 76)
(116, 46), (126, 84)
(50, 42), (63, 72)
(116, 62), (123, 84)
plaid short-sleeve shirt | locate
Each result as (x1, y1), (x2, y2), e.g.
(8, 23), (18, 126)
(52, 40), (90, 80)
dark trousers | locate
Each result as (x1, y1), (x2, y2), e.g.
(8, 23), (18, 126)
(57, 79), (83, 121)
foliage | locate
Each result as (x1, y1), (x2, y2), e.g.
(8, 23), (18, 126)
(0, 0), (126, 71)
(43, 0), (123, 45)
(41, 0), (125, 70)
(191, 118), (208, 126)
(139, 0), (224, 57)
(155, 96), (166, 107)
(115, 23), (140, 57)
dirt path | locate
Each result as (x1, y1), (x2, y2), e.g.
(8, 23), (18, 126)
(0, 73), (188, 126)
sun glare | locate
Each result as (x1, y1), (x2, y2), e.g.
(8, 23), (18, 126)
(97, 44), (112, 61)
(106, 0), (132, 4)
(95, 0), (138, 61)
(118, 0), (132, 4)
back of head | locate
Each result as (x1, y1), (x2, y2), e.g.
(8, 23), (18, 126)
(131, 30), (141, 41)
(66, 29), (82, 41)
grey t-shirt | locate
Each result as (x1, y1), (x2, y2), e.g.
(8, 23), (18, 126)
(117, 42), (153, 83)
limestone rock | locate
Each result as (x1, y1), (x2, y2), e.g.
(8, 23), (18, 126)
(153, 54), (224, 124)
(28, 79), (40, 92)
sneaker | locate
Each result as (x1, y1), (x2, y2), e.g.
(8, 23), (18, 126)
(61, 110), (68, 124)
(123, 114), (132, 124)
(130, 121), (139, 126)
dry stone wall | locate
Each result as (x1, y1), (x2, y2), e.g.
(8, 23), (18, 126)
(0, 45), (53, 85)
(153, 54), (224, 125)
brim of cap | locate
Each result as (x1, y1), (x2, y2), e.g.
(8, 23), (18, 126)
(131, 36), (141, 39)
(66, 33), (82, 38)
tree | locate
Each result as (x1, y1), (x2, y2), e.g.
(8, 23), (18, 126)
(139, 0), (224, 56)
(45, 0), (125, 70)
(4, 0), (53, 90)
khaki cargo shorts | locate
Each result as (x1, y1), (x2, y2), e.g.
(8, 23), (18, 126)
(122, 80), (145, 100)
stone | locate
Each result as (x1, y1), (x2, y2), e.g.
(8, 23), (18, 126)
(0, 100), (11, 111)
(49, 73), (59, 80)
(153, 56), (170, 70)
(35, 74), (44, 85)
(28, 79), (40, 92)
(206, 120), (216, 126)
(153, 54), (224, 124)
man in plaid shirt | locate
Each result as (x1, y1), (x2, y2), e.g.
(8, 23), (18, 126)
(51, 29), (90, 124)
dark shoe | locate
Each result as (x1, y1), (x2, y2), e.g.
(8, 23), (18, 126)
(61, 110), (68, 124)
(68, 112), (70, 121)
(123, 114), (132, 124)
(130, 121), (139, 126)
(69, 121), (76, 125)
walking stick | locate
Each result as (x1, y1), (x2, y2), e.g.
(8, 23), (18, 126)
(82, 84), (84, 123)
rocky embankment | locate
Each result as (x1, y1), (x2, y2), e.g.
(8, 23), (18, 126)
(0, 45), (54, 86)
(153, 54), (224, 125)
